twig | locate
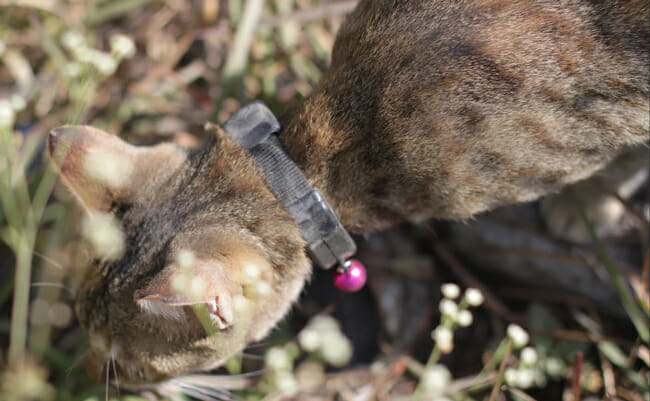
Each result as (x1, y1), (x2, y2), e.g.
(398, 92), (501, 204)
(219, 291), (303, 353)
(220, 0), (265, 102)
(574, 192), (650, 342)
(503, 385), (539, 401)
(600, 350), (617, 398)
(433, 243), (519, 322)
(572, 351), (583, 401)
(487, 340), (512, 401)
(259, 0), (358, 27)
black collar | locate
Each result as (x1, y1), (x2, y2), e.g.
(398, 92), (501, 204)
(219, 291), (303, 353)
(222, 101), (357, 270)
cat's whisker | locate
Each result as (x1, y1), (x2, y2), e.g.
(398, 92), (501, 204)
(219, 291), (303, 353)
(105, 359), (110, 401)
(111, 351), (120, 395)
(240, 352), (264, 361)
(170, 376), (246, 401)
(65, 350), (88, 376)
(33, 251), (65, 270)
(30, 282), (74, 296)
(243, 341), (267, 350)
(170, 381), (224, 401)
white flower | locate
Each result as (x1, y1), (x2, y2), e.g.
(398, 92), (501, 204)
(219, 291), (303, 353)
(545, 357), (565, 378)
(91, 51), (118, 75)
(515, 369), (536, 389)
(110, 34), (136, 59)
(64, 62), (81, 77)
(255, 280), (272, 296)
(464, 288), (484, 306)
(176, 249), (195, 268)
(309, 315), (340, 335)
(520, 347), (538, 366)
(0, 99), (15, 129)
(439, 299), (458, 318)
(61, 30), (85, 50)
(232, 294), (250, 313)
(83, 146), (134, 189)
(420, 364), (451, 393)
(297, 327), (321, 352)
(456, 309), (473, 327)
(432, 326), (454, 354)
(189, 276), (207, 299)
(441, 283), (460, 299)
(504, 368), (518, 386)
(507, 324), (529, 349)
(320, 333), (353, 367)
(81, 212), (125, 260)
(10, 94), (26, 111)
(295, 361), (325, 392)
(242, 263), (260, 283)
(274, 370), (298, 396)
(265, 347), (291, 371)
(171, 271), (189, 292)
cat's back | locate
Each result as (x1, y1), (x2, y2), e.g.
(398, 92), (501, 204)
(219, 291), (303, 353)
(292, 0), (649, 223)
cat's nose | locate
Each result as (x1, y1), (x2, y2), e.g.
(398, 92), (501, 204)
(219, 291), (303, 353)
(48, 128), (61, 154)
(48, 126), (78, 165)
(48, 125), (86, 160)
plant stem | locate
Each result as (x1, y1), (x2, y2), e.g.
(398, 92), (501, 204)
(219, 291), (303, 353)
(488, 339), (512, 401)
(8, 229), (35, 365)
(576, 197), (650, 343)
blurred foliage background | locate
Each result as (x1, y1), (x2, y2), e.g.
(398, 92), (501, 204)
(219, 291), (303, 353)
(0, 0), (648, 400)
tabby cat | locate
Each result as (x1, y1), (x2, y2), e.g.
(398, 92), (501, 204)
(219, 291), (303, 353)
(48, 0), (648, 389)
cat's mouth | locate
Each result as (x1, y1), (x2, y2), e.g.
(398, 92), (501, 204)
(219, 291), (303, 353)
(88, 352), (254, 399)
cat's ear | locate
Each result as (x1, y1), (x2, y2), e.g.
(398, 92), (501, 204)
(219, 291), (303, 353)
(133, 259), (239, 329)
(133, 238), (273, 329)
(48, 125), (185, 211)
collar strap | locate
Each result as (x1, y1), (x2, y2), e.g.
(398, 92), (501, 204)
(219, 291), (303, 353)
(222, 101), (357, 270)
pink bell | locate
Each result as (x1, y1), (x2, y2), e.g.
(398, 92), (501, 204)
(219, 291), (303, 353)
(333, 259), (367, 292)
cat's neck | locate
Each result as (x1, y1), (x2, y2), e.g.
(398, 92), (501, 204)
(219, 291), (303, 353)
(280, 90), (386, 232)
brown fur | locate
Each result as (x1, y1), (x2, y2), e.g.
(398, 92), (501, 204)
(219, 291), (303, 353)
(49, 0), (648, 388)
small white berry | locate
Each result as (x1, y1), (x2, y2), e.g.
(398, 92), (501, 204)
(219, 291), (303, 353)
(439, 299), (458, 318)
(232, 295), (250, 313)
(265, 347), (291, 371)
(255, 280), (272, 296)
(432, 326), (454, 354)
(297, 327), (321, 353)
(81, 212), (125, 260)
(320, 333), (353, 367)
(420, 364), (451, 393)
(441, 283), (460, 299)
(176, 250), (195, 269)
(507, 324), (530, 349)
(456, 309), (473, 327)
(309, 315), (340, 335)
(61, 30), (85, 49)
(64, 62), (81, 77)
(295, 361), (325, 392)
(10, 94), (26, 111)
(274, 370), (298, 396)
(91, 51), (117, 75)
(242, 263), (260, 283)
(545, 357), (565, 378)
(464, 288), (484, 306)
(110, 34), (136, 59)
(520, 347), (538, 366)
(515, 369), (536, 389)
(504, 368), (518, 386)
(0, 99), (15, 129)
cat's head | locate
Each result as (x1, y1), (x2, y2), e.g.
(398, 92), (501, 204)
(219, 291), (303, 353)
(48, 124), (310, 387)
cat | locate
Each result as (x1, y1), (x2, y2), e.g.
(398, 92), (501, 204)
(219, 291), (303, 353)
(48, 0), (649, 390)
